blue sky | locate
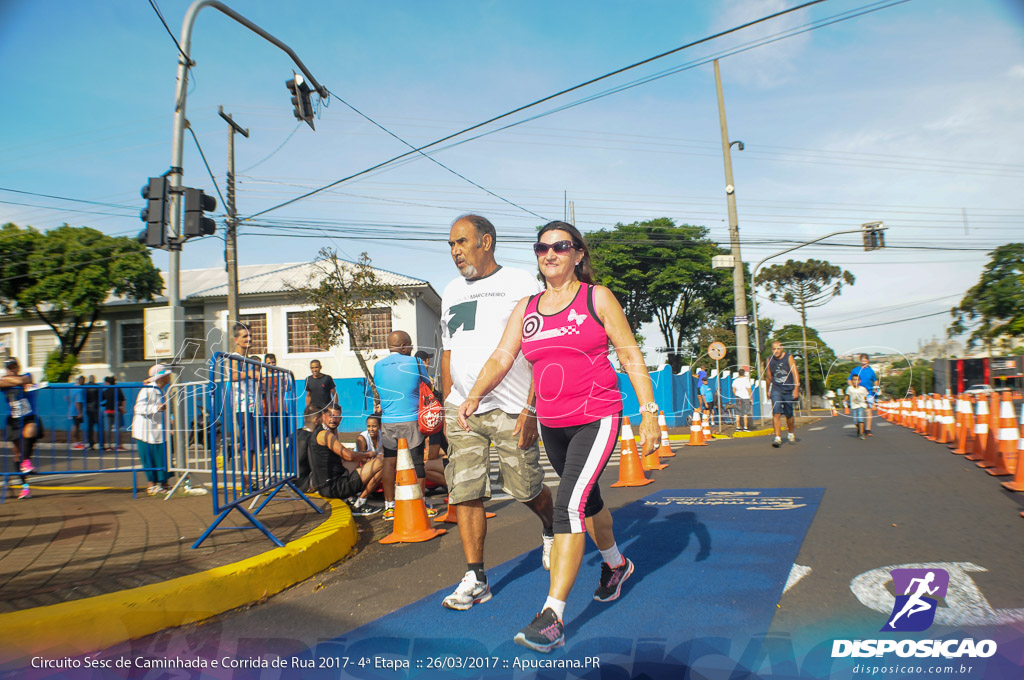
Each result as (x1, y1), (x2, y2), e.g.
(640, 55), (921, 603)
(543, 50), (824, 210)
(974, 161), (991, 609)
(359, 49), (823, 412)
(2, 0), (1022, 364)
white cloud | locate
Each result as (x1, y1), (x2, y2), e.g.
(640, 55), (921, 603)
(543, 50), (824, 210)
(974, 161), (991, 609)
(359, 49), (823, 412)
(1008, 64), (1024, 78)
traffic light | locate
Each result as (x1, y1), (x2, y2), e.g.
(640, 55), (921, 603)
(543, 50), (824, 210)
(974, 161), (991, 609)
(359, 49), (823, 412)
(285, 73), (315, 130)
(182, 188), (217, 238)
(862, 221), (886, 251)
(139, 177), (169, 248)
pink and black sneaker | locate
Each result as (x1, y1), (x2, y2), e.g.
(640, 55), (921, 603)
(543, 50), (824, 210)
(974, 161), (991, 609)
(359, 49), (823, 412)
(513, 608), (564, 653)
(594, 557), (635, 602)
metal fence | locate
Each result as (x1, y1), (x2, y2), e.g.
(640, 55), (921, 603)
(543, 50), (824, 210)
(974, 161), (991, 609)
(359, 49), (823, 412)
(194, 352), (319, 549)
(0, 382), (163, 501)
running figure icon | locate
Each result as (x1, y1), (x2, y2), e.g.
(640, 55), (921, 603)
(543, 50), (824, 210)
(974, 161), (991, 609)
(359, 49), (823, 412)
(887, 571), (939, 628)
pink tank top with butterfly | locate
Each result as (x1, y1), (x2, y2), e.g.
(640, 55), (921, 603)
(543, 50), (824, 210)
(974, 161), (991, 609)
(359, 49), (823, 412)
(521, 283), (622, 427)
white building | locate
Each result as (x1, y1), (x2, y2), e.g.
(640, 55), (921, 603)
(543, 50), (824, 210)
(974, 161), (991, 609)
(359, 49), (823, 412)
(0, 261), (441, 383)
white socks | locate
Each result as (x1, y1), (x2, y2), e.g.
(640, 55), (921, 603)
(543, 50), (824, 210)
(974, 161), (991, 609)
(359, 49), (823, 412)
(599, 543), (625, 568)
(543, 596), (566, 620)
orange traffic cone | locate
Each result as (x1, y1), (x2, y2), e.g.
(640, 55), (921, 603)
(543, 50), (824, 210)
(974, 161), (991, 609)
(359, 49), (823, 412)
(702, 409), (713, 442)
(985, 392), (1017, 477)
(687, 410), (707, 447)
(950, 395), (974, 455)
(937, 397), (955, 444)
(611, 418), (654, 488)
(436, 497), (496, 524)
(380, 438), (447, 544)
(844, 401), (850, 416)
(656, 411), (675, 458)
(948, 396), (965, 450)
(642, 418), (668, 470)
(1000, 403), (1024, 492)
(965, 396), (989, 461)
(976, 394), (1001, 470)
(925, 396), (940, 441)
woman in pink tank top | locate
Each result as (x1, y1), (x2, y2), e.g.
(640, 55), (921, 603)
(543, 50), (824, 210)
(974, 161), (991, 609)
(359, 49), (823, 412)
(456, 221), (659, 653)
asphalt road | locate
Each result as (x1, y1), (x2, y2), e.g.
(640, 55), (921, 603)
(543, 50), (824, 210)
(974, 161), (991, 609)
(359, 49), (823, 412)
(104, 414), (1024, 677)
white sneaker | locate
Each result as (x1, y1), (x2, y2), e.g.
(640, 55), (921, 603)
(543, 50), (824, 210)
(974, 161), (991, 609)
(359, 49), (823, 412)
(787, 432), (795, 443)
(442, 571), (492, 611)
(542, 533), (555, 571)
(772, 437), (782, 448)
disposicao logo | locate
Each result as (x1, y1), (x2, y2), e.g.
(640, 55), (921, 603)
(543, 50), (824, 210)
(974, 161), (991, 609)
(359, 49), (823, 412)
(882, 567), (949, 632)
(832, 567), (997, 659)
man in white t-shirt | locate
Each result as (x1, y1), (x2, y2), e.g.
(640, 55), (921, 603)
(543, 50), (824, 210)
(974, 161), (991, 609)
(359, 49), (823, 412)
(439, 214), (555, 612)
(732, 368), (753, 432)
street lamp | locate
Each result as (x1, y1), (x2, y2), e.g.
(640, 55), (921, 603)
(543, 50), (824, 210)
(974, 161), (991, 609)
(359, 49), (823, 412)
(750, 226), (886, 424)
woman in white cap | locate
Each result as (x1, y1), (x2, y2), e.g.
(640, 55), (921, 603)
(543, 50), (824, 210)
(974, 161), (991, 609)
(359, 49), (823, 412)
(133, 364), (172, 495)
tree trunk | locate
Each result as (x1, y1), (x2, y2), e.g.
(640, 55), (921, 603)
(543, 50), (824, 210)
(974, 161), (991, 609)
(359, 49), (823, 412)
(799, 304), (811, 415)
(349, 330), (381, 414)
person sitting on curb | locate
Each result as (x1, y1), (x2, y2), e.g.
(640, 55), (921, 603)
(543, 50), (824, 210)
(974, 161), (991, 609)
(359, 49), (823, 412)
(308, 403), (384, 517)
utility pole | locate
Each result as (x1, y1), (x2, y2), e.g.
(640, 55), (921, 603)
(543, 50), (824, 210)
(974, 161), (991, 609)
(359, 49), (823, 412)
(713, 59), (751, 373)
(165, 0), (327, 363)
(569, 200), (576, 226)
(219, 106), (249, 325)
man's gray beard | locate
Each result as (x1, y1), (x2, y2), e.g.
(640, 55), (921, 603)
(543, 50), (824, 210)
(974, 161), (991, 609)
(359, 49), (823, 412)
(459, 263), (478, 279)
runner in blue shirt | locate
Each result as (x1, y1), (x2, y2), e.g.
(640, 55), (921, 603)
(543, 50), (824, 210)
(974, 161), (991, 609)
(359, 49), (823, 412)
(848, 354), (878, 436)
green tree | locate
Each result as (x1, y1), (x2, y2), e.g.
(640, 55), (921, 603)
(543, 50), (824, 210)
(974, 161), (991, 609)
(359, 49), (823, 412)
(950, 243), (1024, 351)
(756, 259), (854, 400)
(587, 218), (734, 371)
(825, 361), (858, 395)
(885, 359), (933, 398)
(0, 223), (163, 382)
(292, 249), (407, 413)
(768, 324), (837, 399)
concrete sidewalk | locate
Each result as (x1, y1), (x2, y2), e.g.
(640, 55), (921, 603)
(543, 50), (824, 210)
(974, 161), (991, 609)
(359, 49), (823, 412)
(0, 481), (357, 659)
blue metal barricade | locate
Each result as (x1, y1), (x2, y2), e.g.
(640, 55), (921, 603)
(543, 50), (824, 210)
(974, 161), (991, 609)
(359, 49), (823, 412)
(193, 352), (320, 549)
(0, 382), (164, 502)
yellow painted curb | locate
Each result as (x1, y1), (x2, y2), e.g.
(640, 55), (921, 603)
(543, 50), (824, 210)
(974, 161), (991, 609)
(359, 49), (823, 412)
(0, 498), (355, 659)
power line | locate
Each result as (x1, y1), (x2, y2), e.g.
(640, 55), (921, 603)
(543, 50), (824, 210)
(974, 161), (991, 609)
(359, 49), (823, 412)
(187, 126), (227, 212)
(242, 0), (826, 220)
(817, 309), (951, 332)
(239, 123), (301, 174)
(0, 187), (135, 211)
(326, 88), (547, 221)
(146, 0), (193, 66)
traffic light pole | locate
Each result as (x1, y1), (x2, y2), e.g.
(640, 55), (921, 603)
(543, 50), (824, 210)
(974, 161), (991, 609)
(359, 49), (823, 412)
(167, 0), (327, 361)
(219, 107), (249, 325)
(750, 228), (866, 425)
(714, 60), (751, 373)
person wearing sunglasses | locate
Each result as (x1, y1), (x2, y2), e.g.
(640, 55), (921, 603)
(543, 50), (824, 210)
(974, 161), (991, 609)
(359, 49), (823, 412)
(457, 220), (659, 653)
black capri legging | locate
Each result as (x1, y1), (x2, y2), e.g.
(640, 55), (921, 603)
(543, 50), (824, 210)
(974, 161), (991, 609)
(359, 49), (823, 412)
(540, 411), (621, 535)
(383, 440), (426, 479)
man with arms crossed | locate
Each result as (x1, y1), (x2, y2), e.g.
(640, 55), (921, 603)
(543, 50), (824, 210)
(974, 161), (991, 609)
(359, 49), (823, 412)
(441, 214), (555, 611)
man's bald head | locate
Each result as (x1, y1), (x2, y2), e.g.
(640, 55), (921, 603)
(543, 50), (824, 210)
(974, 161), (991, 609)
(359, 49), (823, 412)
(387, 330), (413, 355)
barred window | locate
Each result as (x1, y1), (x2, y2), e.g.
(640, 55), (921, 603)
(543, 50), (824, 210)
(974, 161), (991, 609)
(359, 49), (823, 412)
(0, 333), (11, 361)
(78, 329), (106, 364)
(121, 323), (144, 362)
(353, 308), (392, 350)
(27, 330), (58, 367)
(184, 318), (207, 360)
(287, 310), (324, 353)
(237, 313), (267, 355)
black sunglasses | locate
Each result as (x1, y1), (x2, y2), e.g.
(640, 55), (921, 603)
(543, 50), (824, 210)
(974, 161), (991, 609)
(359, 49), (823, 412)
(533, 240), (578, 256)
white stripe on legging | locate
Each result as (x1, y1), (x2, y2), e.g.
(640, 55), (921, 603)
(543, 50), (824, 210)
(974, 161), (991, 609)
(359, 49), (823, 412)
(567, 414), (617, 534)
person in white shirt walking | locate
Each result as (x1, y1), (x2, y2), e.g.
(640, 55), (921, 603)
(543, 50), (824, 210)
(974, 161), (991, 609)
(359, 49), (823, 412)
(133, 364), (173, 495)
(846, 375), (870, 440)
(732, 368), (753, 432)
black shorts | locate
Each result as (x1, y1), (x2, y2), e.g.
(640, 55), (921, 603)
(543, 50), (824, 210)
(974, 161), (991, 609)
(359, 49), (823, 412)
(72, 416), (83, 426)
(321, 469), (363, 500)
(6, 415), (42, 442)
(383, 441), (426, 479)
